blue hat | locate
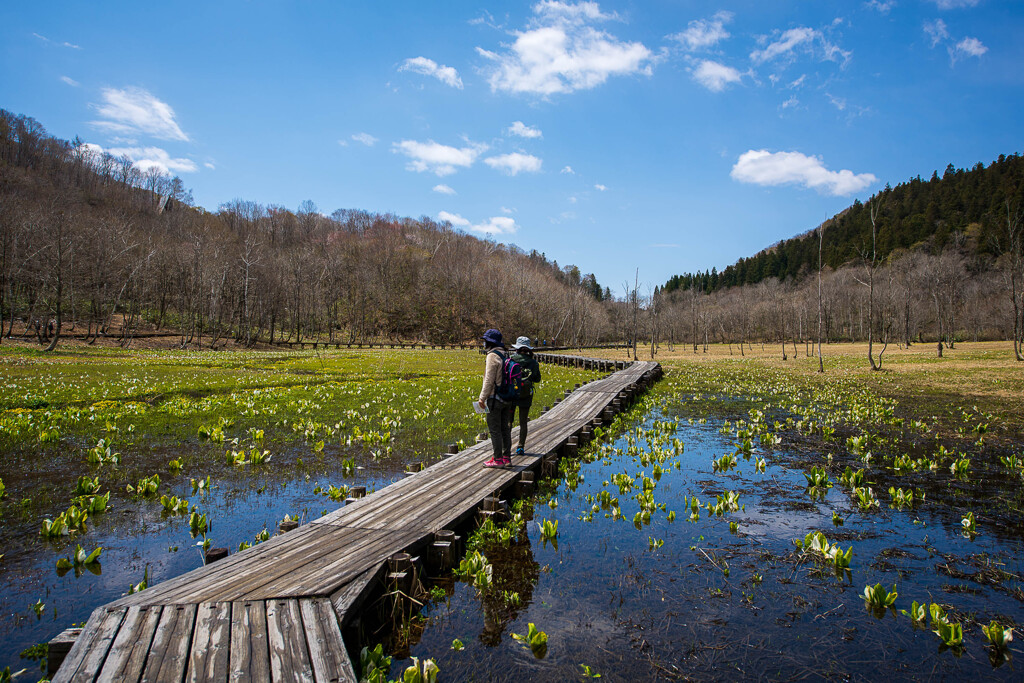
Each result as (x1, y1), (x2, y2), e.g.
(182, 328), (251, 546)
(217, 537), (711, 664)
(481, 329), (503, 345)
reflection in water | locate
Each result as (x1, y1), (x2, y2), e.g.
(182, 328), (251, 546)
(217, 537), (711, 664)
(477, 530), (540, 647)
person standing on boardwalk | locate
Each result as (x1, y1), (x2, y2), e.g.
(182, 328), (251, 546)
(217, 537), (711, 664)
(479, 328), (514, 468)
(510, 336), (541, 456)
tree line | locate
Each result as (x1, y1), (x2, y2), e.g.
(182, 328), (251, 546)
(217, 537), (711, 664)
(0, 109), (615, 350)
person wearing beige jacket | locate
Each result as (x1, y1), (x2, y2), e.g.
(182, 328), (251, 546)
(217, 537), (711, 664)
(478, 328), (514, 468)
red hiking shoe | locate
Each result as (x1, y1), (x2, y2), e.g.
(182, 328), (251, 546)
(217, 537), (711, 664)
(484, 456), (511, 468)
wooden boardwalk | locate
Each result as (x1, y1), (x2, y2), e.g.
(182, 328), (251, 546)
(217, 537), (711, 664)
(52, 357), (662, 683)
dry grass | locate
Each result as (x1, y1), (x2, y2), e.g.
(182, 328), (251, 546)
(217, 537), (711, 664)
(584, 341), (1024, 436)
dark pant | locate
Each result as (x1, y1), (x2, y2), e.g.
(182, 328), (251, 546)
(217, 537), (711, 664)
(486, 397), (514, 459)
(512, 399), (533, 450)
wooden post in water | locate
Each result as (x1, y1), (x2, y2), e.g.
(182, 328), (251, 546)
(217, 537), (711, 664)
(428, 530), (456, 571)
(514, 471), (535, 497)
(388, 553), (415, 596)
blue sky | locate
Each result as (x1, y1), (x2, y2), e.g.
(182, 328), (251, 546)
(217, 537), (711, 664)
(3, 1), (1022, 295)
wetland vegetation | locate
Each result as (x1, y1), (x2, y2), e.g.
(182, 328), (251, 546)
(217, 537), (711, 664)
(1, 341), (1022, 681)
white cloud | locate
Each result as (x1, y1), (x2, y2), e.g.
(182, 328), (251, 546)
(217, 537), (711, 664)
(508, 121), (543, 138)
(398, 57), (464, 88)
(561, 165), (575, 174)
(438, 211), (470, 226)
(865, 1), (894, 13)
(432, 184), (457, 195)
(107, 146), (198, 174)
(953, 36), (987, 58)
(751, 27), (816, 63)
(393, 139), (487, 176)
(924, 19), (949, 47)
(594, 183), (607, 191)
(751, 27), (849, 67)
(60, 76), (79, 87)
(337, 139), (349, 147)
(780, 96), (799, 109)
(928, 0), (980, 9)
(692, 59), (743, 92)
(827, 93), (847, 110)
(501, 206), (515, 214)
(351, 132), (378, 146)
(484, 152), (543, 175)
(204, 162), (216, 170)
(731, 149), (877, 196)
(477, 1), (655, 95)
(33, 33), (81, 49)
(438, 211), (518, 235)
(568, 195), (577, 203)
(91, 87), (189, 141)
(668, 11), (733, 51)
(788, 75), (806, 89)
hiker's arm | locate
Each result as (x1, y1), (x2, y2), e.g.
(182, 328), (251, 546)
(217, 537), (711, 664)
(479, 353), (500, 404)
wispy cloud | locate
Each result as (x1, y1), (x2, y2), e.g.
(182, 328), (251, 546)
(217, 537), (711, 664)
(692, 59), (743, 92)
(432, 184), (457, 195)
(398, 56), (464, 89)
(952, 36), (987, 59)
(507, 121), (543, 138)
(924, 19), (949, 47)
(667, 11), (733, 51)
(351, 132), (378, 146)
(33, 32), (81, 49)
(928, 0), (980, 9)
(731, 149), (876, 196)
(484, 152), (542, 175)
(91, 87), (189, 141)
(106, 146), (198, 174)
(60, 76), (80, 87)
(438, 211), (518, 235)
(561, 165), (575, 174)
(865, 1), (894, 14)
(393, 139), (487, 176)
(477, 0), (655, 96)
(594, 183), (607, 191)
(826, 93), (847, 110)
(924, 20), (987, 64)
(750, 27), (850, 67)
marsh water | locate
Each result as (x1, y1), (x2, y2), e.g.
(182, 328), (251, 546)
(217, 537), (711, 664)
(399, 403), (1024, 681)
(2, 389), (1023, 681)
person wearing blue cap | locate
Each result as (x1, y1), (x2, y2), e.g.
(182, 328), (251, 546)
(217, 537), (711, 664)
(478, 328), (514, 467)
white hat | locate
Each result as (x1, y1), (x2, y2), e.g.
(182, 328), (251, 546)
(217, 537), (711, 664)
(511, 336), (532, 350)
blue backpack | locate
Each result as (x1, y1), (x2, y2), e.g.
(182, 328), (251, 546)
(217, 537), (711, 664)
(492, 349), (524, 402)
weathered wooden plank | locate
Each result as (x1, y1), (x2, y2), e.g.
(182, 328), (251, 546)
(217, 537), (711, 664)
(255, 528), (423, 599)
(116, 525), (325, 607)
(96, 605), (162, 683)
(52, 606), (127, 683)
(329, 563), (385, 629)
(267, 599), (314, 683)
(140, 603), (196, 683)
(230, 601), (270, 682)
(186, 602), (231, 683)
(300, 598), (357, 683)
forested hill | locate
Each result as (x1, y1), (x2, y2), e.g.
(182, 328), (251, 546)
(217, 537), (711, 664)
(0, 108), (612, 347)
(665, 153), (1024, 294)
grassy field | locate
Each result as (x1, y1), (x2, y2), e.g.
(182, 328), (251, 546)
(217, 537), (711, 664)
(591, 341), (1024, 437)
